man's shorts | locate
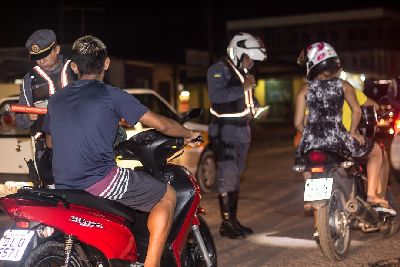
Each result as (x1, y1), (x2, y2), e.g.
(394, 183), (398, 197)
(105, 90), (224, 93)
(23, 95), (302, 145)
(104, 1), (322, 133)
(86, 166), (167, 212)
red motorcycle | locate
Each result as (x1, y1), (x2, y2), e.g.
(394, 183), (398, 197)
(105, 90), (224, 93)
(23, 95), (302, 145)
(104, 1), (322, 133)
(0, 108), (217, 267)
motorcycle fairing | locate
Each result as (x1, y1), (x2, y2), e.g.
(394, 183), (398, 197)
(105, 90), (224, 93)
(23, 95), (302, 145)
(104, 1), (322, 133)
(0, 189), (138, 262)
(0, 163), (202, 266)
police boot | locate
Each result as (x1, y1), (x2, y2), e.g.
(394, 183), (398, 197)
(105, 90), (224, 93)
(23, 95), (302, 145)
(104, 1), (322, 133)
(218, 193), (246, 239)
(231, 191), (254, 235)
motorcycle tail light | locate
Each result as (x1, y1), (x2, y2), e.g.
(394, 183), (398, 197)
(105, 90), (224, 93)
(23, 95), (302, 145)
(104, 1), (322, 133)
(308, 151), (327, 165)
(15, 219), (30, 229)
(311, 167), (324, 173)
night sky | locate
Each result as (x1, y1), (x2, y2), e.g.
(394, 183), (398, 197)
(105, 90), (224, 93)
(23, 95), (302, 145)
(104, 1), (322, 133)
(2, 0), (400, 64)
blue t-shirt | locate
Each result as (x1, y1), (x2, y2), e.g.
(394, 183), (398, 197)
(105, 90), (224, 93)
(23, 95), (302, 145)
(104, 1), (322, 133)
(42, 80), (149, 189)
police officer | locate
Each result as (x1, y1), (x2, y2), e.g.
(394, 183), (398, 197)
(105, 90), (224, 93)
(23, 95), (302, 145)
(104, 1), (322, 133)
(16, 29), (76, 185)
(207, 32), (267, 239)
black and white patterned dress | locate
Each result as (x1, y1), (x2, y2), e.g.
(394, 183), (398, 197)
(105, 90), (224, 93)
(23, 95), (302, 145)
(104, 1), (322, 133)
(298, 77), (372, 159)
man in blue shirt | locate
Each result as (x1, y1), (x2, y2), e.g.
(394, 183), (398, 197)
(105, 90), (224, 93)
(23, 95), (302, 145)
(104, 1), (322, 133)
(43, 35), (200, 267)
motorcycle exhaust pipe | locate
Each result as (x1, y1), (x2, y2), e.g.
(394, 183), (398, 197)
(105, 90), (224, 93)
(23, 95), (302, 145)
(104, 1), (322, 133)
(346, 198), (379, 227)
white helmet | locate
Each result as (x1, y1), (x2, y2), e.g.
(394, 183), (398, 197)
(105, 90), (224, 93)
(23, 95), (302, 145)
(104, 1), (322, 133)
(297, 42), (341, 80)
(227, 32), (267, 68)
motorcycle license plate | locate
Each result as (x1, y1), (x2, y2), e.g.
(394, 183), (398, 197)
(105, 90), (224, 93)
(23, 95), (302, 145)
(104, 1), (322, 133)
(0, 230), (34, 261)
(304, 178), (333, 201)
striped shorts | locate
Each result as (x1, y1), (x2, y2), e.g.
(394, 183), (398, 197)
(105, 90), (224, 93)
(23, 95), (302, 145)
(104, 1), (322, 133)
(86, 166), (167, 212)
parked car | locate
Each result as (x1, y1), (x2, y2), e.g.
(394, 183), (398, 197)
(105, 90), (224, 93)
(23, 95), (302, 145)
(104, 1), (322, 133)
(0, 89), (217, 196)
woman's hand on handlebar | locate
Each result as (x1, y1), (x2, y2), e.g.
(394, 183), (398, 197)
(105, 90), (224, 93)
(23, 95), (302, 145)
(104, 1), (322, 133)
(351, 132), (365, 145)
(184, 131), (203, 147)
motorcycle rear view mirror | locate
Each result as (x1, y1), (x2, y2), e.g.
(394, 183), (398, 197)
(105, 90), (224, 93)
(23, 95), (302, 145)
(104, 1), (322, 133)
(182, 108), (203, 122)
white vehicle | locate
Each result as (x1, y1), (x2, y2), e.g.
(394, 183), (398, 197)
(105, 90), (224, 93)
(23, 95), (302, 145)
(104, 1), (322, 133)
(0, 89), (217, 196)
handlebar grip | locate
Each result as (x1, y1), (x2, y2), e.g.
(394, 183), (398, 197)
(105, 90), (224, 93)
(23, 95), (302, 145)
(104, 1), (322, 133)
(7, 104), (47, 115)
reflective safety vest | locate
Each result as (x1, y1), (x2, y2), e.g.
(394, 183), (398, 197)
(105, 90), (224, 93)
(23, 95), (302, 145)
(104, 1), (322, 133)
(30, 60), (71, 105)
(209, 59), (255, 118)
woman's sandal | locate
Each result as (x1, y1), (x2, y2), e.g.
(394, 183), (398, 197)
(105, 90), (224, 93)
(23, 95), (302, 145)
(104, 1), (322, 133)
(367, 196), (397, 216)
(367, 196), (390, 208)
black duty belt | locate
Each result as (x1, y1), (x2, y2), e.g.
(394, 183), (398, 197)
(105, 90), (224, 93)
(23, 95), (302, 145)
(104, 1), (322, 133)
(211, 116), (248, 127)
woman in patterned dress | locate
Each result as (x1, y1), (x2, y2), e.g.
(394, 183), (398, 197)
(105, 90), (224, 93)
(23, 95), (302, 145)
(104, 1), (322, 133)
(295, 42), (391, 208)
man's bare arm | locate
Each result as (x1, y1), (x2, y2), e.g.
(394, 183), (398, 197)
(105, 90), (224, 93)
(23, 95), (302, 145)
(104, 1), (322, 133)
(139, 111), (200, 144)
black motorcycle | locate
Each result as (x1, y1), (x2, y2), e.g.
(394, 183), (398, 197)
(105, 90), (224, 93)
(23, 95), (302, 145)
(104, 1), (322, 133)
(294, 106), (399, 261)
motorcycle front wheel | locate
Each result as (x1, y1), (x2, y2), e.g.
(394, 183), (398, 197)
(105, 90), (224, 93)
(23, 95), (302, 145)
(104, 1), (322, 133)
(23, 240), (91, 267)
(316, 185), (351, 261)
(184, 215), (217, 267)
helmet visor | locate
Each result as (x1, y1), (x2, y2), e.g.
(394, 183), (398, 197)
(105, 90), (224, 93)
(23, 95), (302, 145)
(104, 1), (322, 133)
(248, 48), (267, 61)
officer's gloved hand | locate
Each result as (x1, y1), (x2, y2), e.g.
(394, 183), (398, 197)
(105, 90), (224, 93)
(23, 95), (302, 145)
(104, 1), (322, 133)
(243, 74), (256, 92)
(29, 114), (38, 121)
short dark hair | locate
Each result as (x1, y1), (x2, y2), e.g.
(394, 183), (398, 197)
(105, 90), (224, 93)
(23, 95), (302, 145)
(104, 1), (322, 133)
(71, 35), (107, 75)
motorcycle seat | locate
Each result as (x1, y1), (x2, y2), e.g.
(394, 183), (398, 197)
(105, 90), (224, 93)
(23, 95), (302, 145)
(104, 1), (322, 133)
(16, 188), (136, 224)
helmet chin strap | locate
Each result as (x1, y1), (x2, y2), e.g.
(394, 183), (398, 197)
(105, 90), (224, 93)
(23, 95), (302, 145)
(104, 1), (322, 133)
(243, 61), (254, 72)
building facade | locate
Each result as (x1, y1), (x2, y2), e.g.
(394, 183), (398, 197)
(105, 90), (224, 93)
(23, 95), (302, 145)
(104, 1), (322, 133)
(226, 7), (400, 122)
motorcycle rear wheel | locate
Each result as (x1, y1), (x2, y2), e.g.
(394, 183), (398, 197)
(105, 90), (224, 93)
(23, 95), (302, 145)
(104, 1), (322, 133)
(184, 215), (217, 267)
(316, 185), (351, 261)
(23, 240), (91, 267)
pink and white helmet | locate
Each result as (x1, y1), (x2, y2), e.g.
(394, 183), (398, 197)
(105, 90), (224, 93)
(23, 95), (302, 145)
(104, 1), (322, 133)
(297, 42), (341, 80)
(227, 32), (267, 68)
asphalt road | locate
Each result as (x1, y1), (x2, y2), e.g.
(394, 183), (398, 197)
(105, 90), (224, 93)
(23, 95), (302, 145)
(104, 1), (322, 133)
(1, 124), (400, 266)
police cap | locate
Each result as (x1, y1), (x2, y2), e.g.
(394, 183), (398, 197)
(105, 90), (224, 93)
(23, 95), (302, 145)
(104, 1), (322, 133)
(25, 29), (57, 60)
